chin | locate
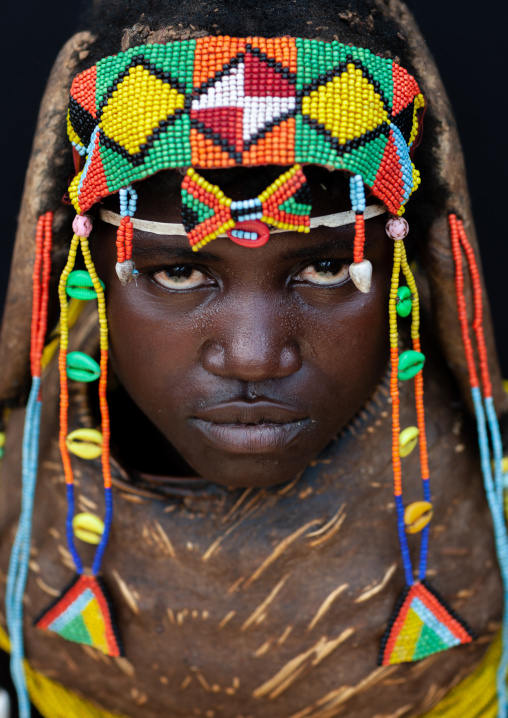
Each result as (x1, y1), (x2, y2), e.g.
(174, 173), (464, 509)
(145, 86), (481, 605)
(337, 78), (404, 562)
(188, 453), (305, 489)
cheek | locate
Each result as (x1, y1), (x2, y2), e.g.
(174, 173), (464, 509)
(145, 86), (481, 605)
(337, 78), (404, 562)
(298, 282), (389, 419)
(105, 286), (202, 417)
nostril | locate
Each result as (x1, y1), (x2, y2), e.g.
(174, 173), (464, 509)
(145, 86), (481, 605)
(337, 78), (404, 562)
(201, 343), (226, 374)
(201, 337), (301, 381)
(279, 343), (302, 375)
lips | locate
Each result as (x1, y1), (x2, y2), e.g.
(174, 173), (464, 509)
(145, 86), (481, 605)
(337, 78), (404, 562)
(190, 401), (310, 454)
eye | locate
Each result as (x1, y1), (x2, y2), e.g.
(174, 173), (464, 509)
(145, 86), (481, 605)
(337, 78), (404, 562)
(152, 265), (211, 290)
(295, 259), (350, 286)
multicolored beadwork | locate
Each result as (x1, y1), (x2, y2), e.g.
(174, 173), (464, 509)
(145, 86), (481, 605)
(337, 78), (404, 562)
(6, 212), (53, 718)
(379, 581), (474, 665)
(181, 164), (311, 249)
(67, 37), (424, 217)
(35, 216), (120, 658)
(115, 186), (137, 284)
(449, 214), (508, 714)
(380, 224), (474, 666)
(35, 574), (123, 657)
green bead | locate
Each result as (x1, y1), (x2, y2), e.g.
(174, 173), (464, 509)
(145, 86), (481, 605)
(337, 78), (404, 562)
(398, 350), (425, 381)
(396, 286), (412, 317)
(66, 352), (101, 383)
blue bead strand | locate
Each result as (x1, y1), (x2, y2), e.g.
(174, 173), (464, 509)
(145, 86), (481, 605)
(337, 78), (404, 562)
(5, 377), (42, 718)
(484, 395), (508, 717)
(395, 494), (414, 586)
(418, 478), (432, 581)
(92, 487), (113, 575)
(472, 389), (508, 718)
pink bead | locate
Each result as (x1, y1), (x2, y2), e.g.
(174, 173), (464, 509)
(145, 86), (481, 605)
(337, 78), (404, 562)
(72, 214), (93, 237)
(385, 217), (409, 240)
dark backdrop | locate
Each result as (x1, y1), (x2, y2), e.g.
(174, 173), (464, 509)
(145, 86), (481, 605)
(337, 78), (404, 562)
(0, 0), (507, 714)
(2, 0), (507, 381)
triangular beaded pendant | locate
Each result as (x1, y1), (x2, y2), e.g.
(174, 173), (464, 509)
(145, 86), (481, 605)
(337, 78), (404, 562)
(378, 580), (475, 665)
(35, 574), (123, 657)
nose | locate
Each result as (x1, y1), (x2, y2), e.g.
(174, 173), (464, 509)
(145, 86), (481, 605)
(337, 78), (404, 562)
(201, 294), (302, 382)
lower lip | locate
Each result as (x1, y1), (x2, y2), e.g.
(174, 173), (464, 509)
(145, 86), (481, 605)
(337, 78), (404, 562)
(191, 418), (309, 454)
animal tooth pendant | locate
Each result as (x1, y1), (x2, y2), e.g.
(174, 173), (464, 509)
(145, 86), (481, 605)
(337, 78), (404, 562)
(116, 259), (136, 285)
(349, 259), (372, 293)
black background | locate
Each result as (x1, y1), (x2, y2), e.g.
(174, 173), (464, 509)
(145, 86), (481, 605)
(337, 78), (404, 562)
(0, 1), (507, 712)
(2, 0), (507, 372)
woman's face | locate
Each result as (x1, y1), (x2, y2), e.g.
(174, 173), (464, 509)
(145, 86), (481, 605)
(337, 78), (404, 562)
(92, 166), (393, 488)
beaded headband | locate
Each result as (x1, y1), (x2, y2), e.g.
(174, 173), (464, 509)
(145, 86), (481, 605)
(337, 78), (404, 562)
(68, 37), (424, 216)
(98, 202), (387, 236)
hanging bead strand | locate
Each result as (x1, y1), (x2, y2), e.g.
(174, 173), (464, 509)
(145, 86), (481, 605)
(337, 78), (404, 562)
(399, 244), (431, 580)
(115, 186), (138, 285)
(388, 238), (414, 585)
(79, 235), (113, 575)
(57, 232), (83, 573)
(349, 175), (372, 293)
(449, 213), (508, 718)
(6, 211), (53, 718)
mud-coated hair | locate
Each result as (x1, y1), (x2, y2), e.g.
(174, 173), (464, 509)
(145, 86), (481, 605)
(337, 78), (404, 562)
(81, 0), (409, 64)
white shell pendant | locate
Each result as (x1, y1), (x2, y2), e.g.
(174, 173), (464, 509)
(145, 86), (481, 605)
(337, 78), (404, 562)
(349, 259), (372, 293)
(115, 260), (136, 285)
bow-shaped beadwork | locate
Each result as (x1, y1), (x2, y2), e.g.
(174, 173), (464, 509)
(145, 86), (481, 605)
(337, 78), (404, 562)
(181, 164), (311, 250)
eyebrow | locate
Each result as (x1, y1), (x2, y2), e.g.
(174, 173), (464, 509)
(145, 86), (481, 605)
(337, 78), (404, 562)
(280, 236), (354, 261)
(131, 234), (355, 263)
(132, 244), (219, 262)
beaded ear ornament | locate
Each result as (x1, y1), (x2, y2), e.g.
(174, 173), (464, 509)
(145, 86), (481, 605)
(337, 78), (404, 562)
(378, 215), (476, 665)
(33, 214), (123, 659)
(7, 34), (508, 718)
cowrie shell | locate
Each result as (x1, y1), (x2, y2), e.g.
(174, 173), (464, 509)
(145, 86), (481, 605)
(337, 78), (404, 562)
(399, 426), (419, 457)
(66, 428), (103, 460)
(404, 501), (433, 534)
(66, 352), (101, 383)
(66, 270), (104, 300)
(73, 513), (105, 545)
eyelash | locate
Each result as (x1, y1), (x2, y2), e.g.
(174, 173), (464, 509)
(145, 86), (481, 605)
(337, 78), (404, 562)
(150, 259), (351, 291)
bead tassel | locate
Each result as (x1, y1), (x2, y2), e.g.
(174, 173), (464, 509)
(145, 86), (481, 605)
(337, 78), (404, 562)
(57, 232), (113, 574)
(381, 233), (475, 666)
(6, 212), (53, 718)
(399, 244), (431, 579)
(388, 239), (414, 584)
(57, 234), (83, 572)
(36, 226), (122, 659)
(449, 213), (508, 718)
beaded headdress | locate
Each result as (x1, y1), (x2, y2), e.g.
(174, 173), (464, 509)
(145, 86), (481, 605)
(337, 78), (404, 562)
(5, 35), (508, 718)
(67, 36), (424, 288)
